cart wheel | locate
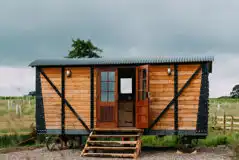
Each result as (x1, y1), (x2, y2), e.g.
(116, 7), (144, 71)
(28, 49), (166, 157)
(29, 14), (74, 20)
(177, 136), (197, 153)
(46, 136), (64, 151)
(66, 138), (74, 149)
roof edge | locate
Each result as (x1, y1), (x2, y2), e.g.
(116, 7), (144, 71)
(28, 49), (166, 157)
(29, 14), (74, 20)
(29, 56), (214, 67)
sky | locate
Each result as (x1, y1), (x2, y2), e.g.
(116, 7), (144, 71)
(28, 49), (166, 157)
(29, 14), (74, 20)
(0, 0), (239, 97)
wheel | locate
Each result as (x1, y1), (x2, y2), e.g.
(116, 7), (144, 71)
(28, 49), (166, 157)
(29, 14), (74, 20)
(177, 136), (197, 153)
(66, 138), (74, 149)
(46, 136), (65, 151)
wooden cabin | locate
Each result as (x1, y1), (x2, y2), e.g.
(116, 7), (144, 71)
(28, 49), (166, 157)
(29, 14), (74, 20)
(30, 56), (213, 158)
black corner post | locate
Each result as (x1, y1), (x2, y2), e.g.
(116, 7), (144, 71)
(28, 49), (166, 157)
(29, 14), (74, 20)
(61, 67), (65, 135)
(174, 64), (178, 135)
(196, 63), (209, 134)
(90, 66), (94, 129)
(36, 67), (46, 134)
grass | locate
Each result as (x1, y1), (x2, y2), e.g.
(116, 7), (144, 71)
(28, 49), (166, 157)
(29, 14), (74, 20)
(0, 98), (35, 134)
(0, 134), (33, 148)
(142, 135), (178, 147)
(0, 97), (37, 148)
(141, 133), (239, 148)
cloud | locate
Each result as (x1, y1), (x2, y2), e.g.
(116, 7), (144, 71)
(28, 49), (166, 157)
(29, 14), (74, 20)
(0, 0), (239, 96)
(0, 67), (34, 96)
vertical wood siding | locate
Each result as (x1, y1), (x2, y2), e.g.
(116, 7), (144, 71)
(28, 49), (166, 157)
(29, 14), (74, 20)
(41, 68), (62, 129)
(177, 64), (201, 130)
(64, 67), (91, 129)
(149, 65), (175, 130)
(149, 64), (202, 130)
(40, 67), (91, 130)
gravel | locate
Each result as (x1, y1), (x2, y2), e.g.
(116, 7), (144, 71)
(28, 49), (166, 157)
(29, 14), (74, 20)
(0, 147), (233, 160)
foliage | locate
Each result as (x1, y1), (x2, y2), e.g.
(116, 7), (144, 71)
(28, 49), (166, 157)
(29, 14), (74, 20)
(0, 134), (30, 148)
(142, 136), (178, 147)
(27, 91), (36, 96)
(0, 96), (35, 100)
(210, 97), (239, 105)
(230, 84), (239, 98)
(232, 140), (239, 159)
(67, 39), (102, 58)
(199, 135), (229, 147)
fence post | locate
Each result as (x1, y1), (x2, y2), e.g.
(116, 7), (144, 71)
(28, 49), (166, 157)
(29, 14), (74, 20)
(7, 100), (10, 111)
(214, 112), (217, 126)
(16, 104), (18, 115)
(231, 115), (234, 133)
(19, 105), (22, 117)
(223, 112), (226, 135)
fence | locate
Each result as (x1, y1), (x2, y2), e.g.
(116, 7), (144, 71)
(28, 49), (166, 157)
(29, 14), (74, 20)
(213, 113), (239, 134)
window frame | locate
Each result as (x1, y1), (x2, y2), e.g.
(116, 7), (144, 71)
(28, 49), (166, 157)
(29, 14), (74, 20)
(100, 71), (116, 102)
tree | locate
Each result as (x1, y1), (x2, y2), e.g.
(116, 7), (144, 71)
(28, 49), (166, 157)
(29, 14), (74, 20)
(230, 84), (239, 98)
(66, 39), (102, 58)
(28, 91), (36, 96)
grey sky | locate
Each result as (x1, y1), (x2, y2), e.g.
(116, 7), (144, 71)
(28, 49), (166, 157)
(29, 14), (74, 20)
(0, 0), (239, 97)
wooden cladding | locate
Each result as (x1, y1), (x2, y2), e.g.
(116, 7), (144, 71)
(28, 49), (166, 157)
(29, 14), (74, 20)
(100, 106), (114, 122)
(65, 67), (90, 130)
(40, 68), (61, 130)
(40, 67), (91, 130)
(149, 65), (175, 130)
(39, 63), (203, 132)
(149, 64), (202, 130)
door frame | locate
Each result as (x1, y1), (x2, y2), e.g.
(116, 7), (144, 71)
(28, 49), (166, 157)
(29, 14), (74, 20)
(96, 68), (118, 128)
(117, 67), (136, 128)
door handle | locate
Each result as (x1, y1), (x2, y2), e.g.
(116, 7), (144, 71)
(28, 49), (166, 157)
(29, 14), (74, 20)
(125, 121), (133, 124)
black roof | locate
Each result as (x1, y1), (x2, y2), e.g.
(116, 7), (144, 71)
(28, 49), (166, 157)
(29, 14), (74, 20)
(29, 56), (214, 67)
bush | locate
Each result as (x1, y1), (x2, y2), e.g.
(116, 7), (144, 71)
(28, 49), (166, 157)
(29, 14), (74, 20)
(142, 136), (177, 147)
(0, 134), (31, 148)
(199, 135), (229, 147)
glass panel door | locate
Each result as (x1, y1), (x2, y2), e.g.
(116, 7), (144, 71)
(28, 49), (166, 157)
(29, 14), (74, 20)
(97, 69), (118, 128)
(136, 65), (149, 128)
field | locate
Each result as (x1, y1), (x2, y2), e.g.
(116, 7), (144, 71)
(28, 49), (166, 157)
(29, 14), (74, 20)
(0, 97), (35, 135)
(0, 96), (239, 150)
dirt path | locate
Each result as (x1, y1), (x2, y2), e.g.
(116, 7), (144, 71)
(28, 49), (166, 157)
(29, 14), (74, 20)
(0, 147), (233, 160)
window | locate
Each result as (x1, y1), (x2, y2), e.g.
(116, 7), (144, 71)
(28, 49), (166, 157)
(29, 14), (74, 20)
(120, 78), (132, 94)
(138, 69), (147, 100)
(100, 71), (115, 102)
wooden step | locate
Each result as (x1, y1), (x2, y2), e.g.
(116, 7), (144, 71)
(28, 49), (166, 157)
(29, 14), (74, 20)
(94, 128), (143, 132)
(88, 140), (137, 145)
(86, 146), (136, 150)
(81, 130), (142, 159)
(90, 134), (140, 138)
(83, 152), (135, 158)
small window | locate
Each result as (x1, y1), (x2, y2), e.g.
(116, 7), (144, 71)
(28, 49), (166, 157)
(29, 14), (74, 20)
(138, 69), (147, 100)
(120, 78), (132, 94)
(100, 71), (115, 102)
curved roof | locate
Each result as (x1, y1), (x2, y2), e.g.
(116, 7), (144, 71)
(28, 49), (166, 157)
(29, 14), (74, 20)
(29, 56), (214, 67)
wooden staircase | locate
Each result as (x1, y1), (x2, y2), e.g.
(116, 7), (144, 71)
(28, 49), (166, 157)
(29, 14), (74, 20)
(81, 128), (143, 159)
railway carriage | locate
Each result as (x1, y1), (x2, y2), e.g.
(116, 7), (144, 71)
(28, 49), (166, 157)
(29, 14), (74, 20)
(30, 56), (213, 158)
